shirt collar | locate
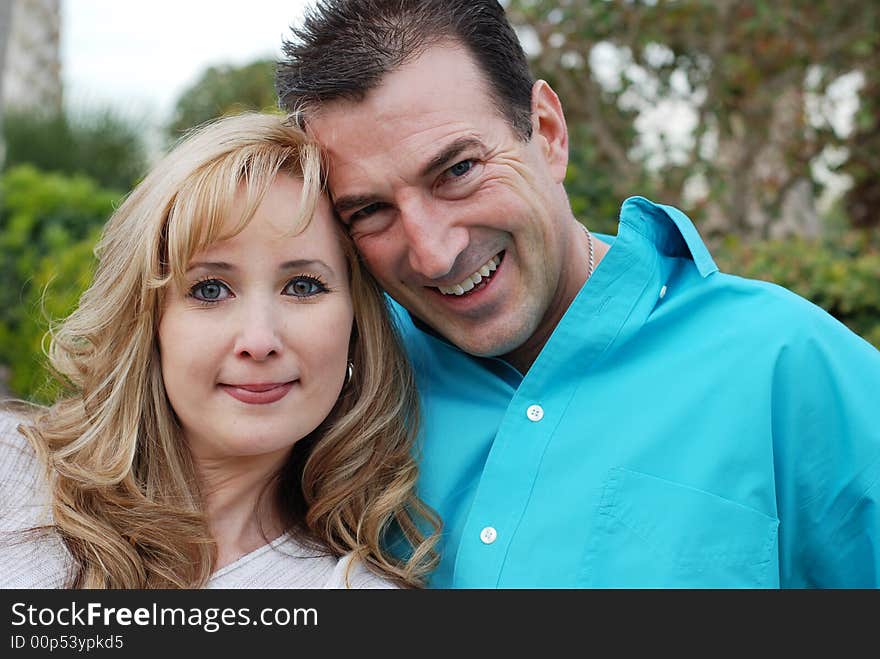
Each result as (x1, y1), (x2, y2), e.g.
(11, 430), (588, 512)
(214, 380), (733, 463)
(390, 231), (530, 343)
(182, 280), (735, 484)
(618, 196), (718, 278)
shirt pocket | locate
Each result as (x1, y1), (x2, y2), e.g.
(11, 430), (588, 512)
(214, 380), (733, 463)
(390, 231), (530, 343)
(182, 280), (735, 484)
(583, 467), (779, 588)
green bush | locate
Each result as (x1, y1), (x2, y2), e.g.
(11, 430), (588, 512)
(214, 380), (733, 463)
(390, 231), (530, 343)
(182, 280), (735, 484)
(715, 231), (880, 349)
(7, 228), (101, 402)
(0, 165), (118, 401)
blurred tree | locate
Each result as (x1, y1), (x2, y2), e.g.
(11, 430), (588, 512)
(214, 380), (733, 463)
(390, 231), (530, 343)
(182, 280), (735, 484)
(0, 165), (117, 400)
(2, 107), (148, 191)
(167, 59), (279, 140)
(839, 33), (880, 229)
(507, 0), (879, 238)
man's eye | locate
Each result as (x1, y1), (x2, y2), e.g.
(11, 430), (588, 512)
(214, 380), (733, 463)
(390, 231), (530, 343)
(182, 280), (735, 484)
(189, 279), (231, 302)
(284, 276), (327, 297)
(447, 160), (473, 178)
(350, 201), (386, 222)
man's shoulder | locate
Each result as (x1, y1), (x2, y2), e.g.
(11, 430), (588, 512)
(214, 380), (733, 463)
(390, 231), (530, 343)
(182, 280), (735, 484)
(708, 270), (821, 314)
(704, 270), (878, 358)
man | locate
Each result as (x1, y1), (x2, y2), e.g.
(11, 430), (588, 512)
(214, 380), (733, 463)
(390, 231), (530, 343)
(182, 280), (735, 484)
(276, 0), (880, 587)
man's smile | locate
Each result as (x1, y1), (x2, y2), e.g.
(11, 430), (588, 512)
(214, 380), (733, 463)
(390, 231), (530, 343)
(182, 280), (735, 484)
(436, 252), (503, 296)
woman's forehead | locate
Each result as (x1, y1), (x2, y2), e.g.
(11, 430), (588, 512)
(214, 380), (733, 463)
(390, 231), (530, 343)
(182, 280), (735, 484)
(181, 180), (343, 271)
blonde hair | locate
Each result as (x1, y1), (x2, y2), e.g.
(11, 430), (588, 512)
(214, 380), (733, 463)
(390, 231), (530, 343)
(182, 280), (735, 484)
(16, 112), (439, 588)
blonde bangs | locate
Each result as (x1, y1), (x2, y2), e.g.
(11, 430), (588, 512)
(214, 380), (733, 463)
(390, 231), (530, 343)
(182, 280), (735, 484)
(139, 114), (324, 292)
(163, 145), (323, 290)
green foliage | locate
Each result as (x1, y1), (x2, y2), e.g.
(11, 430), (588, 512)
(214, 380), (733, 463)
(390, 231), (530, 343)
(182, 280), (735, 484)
(167, 59), (279, 140)
(2, 107), (148, 191)
(6, 228), (101, 402)
(715, 231), (880, 349)
(0, 165), (117, 401)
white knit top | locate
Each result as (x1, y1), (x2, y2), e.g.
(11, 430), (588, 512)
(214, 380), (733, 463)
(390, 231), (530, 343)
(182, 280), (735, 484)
(0, 410), (395, 589)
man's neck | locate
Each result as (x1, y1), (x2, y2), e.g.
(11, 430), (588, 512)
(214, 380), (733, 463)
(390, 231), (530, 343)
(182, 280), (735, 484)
(502, 224), (610, 374)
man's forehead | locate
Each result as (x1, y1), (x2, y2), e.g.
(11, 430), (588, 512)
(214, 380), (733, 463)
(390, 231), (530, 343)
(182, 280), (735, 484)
(308, 43), (499, 137)
(304, 42), (522, 202)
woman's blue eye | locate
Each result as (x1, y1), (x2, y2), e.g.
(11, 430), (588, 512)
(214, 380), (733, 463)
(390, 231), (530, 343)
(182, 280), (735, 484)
(190, 279), (230, 301)
(448, 160), (473, 177)
(284, 276), (326, 297)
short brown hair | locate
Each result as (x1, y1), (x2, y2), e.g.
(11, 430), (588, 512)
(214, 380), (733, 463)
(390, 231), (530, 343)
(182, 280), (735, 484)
(276, 0), (535, 140)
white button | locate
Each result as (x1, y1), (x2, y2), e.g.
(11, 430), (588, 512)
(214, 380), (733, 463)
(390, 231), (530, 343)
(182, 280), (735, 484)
(526, 404), (544, 422)
(480, 527), (497, 544)
(659, 285), (667, 299)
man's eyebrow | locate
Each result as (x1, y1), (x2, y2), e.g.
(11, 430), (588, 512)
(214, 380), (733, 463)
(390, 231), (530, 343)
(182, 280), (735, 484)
(332, 137), (485, 216)
(419, 137), (485, 178)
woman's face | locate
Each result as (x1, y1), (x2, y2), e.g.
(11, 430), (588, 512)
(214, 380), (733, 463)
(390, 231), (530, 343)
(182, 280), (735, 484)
(158, 175), (354, 465)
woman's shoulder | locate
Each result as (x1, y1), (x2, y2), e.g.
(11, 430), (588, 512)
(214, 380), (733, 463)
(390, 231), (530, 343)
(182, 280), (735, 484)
(0, 406), (72, 588)
(0, 407), (45, 493)
(0, 405), (28, 439)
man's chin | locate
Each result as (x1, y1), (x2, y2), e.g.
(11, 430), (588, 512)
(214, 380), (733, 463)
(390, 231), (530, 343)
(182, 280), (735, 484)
(402, 292), (533, 356)
(435, 323), (527, 360)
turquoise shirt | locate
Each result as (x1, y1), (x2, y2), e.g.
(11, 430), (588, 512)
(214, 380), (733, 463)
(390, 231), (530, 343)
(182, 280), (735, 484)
(392, 196), (880, 588)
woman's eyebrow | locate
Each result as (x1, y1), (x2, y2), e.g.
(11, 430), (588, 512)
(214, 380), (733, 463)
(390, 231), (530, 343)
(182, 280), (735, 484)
(185, 259), (336, 274)
(279, 259), (333, 272)
(186, 261), (236, 273)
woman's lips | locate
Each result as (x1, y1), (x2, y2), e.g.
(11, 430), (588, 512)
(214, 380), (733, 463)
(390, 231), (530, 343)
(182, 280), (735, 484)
(219, 382), (294, 405)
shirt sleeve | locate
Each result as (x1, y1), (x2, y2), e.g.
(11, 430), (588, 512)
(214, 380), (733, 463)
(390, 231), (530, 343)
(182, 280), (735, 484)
(770, 307), (880, 587)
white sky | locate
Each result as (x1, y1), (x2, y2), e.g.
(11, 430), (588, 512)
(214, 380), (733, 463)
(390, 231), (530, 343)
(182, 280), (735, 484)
(61, 0), (310, 123)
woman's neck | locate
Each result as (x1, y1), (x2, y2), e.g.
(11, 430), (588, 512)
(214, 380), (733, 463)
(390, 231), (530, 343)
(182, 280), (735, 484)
(195, 452), (288, 570)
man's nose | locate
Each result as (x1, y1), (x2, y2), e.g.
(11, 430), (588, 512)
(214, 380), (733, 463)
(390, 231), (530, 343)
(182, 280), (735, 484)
(232, 301), (283, 361)
(398, 195), (468, 280)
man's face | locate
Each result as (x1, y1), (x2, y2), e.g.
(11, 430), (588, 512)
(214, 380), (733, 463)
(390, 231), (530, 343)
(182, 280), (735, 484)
(309, 43), (578, 367)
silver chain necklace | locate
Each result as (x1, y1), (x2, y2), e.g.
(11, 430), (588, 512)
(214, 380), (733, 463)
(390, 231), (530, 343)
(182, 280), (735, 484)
(580, 223), (595, 278)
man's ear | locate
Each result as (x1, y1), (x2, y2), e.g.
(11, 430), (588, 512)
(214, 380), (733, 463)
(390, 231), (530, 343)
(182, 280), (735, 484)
(530, 80), (569, 183)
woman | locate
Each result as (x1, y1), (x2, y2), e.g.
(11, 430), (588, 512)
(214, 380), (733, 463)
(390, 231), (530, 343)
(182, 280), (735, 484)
(0, 113), (439, 588)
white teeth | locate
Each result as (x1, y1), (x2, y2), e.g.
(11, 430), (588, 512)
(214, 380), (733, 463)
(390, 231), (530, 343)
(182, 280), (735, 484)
(438, 255), (501, 296)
